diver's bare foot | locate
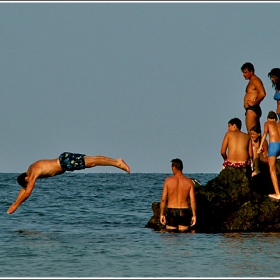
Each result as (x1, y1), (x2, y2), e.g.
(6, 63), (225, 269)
(268, 194), (280, 200)
(118, 158), (130, 173)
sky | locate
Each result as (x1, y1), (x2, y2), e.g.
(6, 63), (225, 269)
(0, 1), (279, 174)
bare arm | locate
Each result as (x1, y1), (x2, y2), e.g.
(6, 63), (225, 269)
(248, 139), (253, 161)
(277, 100), (280, 114)
(262, 139), (268, 160)
(7, 179), (36, 214)
(250, 79), (266, 106)
(220, 132), (229, 160)
(189, 181), (196, 226)
(160, 179), (168, 225)
(258, 124), (268, 154)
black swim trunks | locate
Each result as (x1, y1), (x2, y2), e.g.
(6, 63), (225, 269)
(166, 208), (192, 227)
(245, 104), (262, 119)
(59, 152), (86, 172)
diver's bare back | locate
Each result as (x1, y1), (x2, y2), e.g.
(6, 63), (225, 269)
(27, 159), (64, 179)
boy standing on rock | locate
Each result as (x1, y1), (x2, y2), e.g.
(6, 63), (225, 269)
(258, 111), (280, 200)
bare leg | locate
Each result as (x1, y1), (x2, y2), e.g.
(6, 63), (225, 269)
(178, 225), (190, 232)
(166, 225), (178, 231)
(268, 156), (280, 199)
(252, 158), (260, 176)
(166, 225), (189, 232)
(276, 160), (280, 174)
(252, 147), (260, 176)
(84, 156), (130, 173)
(245, 110), (260, 133)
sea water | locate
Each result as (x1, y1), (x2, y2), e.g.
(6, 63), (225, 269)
(1, 172), (280, 277)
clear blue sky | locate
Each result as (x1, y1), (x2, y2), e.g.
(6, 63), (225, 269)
(0, 2), (279, 173)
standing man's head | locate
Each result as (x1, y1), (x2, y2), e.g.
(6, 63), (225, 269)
(267, 111), (278, 121)
(268, 68), (280, 91)
(171, 158), (183, 172)
(241, 62), (255, 80)
(228, 117), (242, 131)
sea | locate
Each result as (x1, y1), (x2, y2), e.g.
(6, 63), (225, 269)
(1, 172), (280, 278)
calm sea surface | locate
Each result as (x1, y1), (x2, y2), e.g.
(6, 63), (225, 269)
(1, 172), (280, 277)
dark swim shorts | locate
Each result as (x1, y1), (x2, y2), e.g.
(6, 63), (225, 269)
(166, 208), (192, 227)
(59, 152), (86, 172)
(245, 104), (262, 119)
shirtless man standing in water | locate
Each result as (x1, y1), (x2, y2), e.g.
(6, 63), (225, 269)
(160, 158), (196, 232)
(241, 62), (266, 133)
(7, 152), (130, 214)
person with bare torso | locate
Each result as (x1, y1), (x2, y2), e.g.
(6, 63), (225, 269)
(7, 152), (130, 214)
(249, 125), (268, 176)
(160, 158), (196, 232)
(221, 118), (252, 169)
(241, 62), (266, 133)
(268, 68), (280, 120)
(258, 111), (280, 200)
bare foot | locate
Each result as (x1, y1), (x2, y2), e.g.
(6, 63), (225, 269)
(252, 170), (260, 177)
(268, 194), (280, 200)
(118, 158), (130, 173)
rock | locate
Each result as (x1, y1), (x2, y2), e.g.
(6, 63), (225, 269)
(145, 201), (165, 231)
(146, 161), (280, 232)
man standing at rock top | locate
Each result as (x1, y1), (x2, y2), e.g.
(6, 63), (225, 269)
(241, 62), (266, 133)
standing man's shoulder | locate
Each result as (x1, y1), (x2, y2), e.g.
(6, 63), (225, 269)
(255, 74), (264, 83)
(255, 76), (265, 87)
(183, 175), (194, 185)
(253, 75), (266, 92)
(164, 175), (175, 183)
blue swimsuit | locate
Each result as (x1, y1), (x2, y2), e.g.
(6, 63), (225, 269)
(274, 92), (280, 120)
(268, 143), (280, 157)
(273, 91), (280, 100)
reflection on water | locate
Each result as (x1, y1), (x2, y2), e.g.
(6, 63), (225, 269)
(222, 232), (280, 254)
(218, 232), (280, 277)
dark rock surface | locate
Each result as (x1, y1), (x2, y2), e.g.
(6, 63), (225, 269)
(146, 161), (280, 232)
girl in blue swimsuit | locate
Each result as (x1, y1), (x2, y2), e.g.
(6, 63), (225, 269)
(268, 68), (280, 119)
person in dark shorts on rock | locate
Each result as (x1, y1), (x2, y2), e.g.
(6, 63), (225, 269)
(160, 158), (196, 232)
(7, 152), (130, 214)
(241, 62), (266, 133)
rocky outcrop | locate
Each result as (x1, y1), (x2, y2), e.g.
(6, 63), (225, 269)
(146, 161), (280, 232)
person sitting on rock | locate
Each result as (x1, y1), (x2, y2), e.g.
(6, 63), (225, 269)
(221, 117), (253, 170)
(258, 111), (280, 200)
(250, 125), (268, 176)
